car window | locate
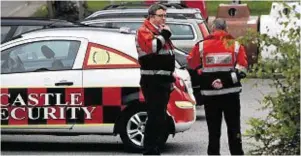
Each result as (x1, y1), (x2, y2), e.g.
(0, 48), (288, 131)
(1, 26), (11, 42)
(13, 26), (44, 37)
(84, 42), (139, 69)
(93, 22), (194, 40)
(174, 48), (188, 66)
(169, 24), (194, 40)
(1, 40), (80, 74)
(111, 22), (142, 30)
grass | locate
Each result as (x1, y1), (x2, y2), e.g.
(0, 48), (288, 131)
(87, 0), (136, 11)
(86, 0), (273, 15)
(32, 5), (49, 17)
(206, 1), (273, 16)
(32, 1), (274, 17)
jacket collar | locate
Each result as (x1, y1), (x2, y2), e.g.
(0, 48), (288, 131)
(143, 19), (160, 35)
(206, 30), (234, 40)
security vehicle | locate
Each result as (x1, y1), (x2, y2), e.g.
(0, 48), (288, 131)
(0, 27), (196, 151)
(260, 2), (300, 60)
(1, 17), (76, 43)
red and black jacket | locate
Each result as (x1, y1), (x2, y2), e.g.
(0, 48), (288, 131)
(187, 30), (248, 96)
(136, 19), (175, 85)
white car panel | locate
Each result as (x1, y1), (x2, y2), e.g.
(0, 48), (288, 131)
(83, 69), (140, 87)
(1, 71), (82, 88)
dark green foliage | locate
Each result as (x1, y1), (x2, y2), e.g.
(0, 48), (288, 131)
(237, 3), (300, 155)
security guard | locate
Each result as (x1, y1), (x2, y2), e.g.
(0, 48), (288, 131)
(187, 18), (248, 155)
(135, 4), (175, 155)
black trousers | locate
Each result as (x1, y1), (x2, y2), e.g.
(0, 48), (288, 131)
(141, 83), (172, 155)
(204, 93), (244, 155)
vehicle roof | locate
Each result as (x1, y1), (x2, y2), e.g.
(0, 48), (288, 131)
(1, 17), (75, 26)
(83, 17), (200, 24)
(18, 27), (134, 39)
(85, 8), (201, 20)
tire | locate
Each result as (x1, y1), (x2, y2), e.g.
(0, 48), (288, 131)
(119, 105), (169, 152)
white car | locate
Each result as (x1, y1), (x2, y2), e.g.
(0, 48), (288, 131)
(0, 27), (196, 151)
(260, 2), (300, 59)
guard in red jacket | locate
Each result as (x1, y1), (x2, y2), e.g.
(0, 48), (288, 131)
(187, 18), (247, 155)
(136, 4), (175, 155)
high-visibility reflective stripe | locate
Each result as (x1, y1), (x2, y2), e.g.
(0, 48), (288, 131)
(235, 64), (247, 73)
(152, 38), (157, 53)
(156, 35), (165, 45)
(231, 72), (238, 84)
(141, 70), (172, 76)
(202, 66), (233, 72)
(199, 41), (204, 57)
(158, 49), (171, 55)
(234, 41), (240, 55)
(205, 53), (232, 65)
(200, 87), (242, 96)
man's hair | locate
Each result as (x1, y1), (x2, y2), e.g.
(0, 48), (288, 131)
(212, 18), (227, 30)
(148, 3), (167, 16)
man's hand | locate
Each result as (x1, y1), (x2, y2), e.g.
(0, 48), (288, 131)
(159, 24), (171, 32)
(212, 79), (223, 89)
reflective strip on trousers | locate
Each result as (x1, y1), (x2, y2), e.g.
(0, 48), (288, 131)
(202, 66), (233, 73)
(200, 87), (242, 96)
(141, 70), (172, 76)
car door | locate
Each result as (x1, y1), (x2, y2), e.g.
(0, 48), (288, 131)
(0, 37), (88, 132)
(82, 41), (141, 130)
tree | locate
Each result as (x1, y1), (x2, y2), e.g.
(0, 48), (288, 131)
(238, 2), (300, 155)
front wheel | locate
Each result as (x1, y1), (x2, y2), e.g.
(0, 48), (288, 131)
(119, 106), (169, 151)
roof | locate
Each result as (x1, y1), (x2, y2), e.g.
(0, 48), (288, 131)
(85, 8), (202, 20)
(82, 17), (199, 24)
(1, 17), (75, 26)
(19, 27), (134, 39)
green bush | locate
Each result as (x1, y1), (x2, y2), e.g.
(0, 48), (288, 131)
(238, 3), (300, 155)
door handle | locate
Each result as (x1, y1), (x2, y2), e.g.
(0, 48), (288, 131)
(55, 81), (74, 86)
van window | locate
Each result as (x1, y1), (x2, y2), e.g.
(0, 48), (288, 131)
(1, 40), (80, 74)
